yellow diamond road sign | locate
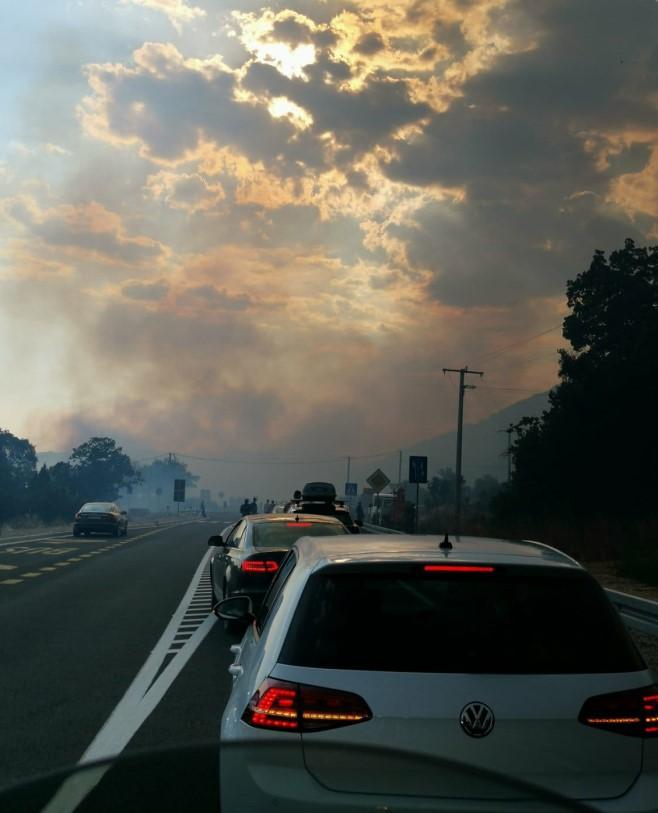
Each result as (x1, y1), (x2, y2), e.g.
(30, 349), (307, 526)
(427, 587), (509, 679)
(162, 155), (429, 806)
(366, 468), (391, 493)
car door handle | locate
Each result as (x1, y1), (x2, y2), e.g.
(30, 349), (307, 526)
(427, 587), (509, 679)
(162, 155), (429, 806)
(228, 664), (243, 677)
(230, 644), (241, 655)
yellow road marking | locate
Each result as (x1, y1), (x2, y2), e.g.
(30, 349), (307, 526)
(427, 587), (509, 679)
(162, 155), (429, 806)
(0, 564), (17, 571)
(1, 578), (23, 585)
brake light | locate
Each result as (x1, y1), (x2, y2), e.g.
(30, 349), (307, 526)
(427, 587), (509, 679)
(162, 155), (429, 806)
(287, 522), (313, 528)
(424, 565), (495, 573)
(242, 559), (279, 573)
(579, 685), (658, 737)
(243, 678), (372, 732)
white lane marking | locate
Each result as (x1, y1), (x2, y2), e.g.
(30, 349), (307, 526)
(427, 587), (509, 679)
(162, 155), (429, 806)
(42, 549), (216, 813)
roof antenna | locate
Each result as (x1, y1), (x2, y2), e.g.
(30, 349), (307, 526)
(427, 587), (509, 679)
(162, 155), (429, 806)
(439, 533), (453, 550)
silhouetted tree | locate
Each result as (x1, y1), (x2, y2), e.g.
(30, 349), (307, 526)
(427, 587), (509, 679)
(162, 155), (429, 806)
(0, 429), (37, 522)
(69, 437), (140, 502)
(495, 239), (658, 525)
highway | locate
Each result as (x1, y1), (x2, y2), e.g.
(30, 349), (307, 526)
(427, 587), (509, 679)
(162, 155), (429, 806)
(0, 519), (240, 803)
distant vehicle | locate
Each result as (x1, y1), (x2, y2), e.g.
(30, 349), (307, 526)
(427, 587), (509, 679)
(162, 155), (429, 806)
(217, 534), (657, 813)
(207, 514), (348, 614)
(73, 502), (128, 537)
(287, 481), (362, 533)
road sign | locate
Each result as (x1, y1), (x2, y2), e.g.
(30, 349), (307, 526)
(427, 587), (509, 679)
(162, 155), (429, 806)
(344, 482), (358, 497)
(409, 456), (428, 484)
(173, 479), (186, 502)
(366, 468), (390, 493)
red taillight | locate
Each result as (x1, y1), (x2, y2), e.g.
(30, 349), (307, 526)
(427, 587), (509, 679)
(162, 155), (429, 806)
(242, 678), (372, 733)
(579, 685), (658, 737)
(287, 522), (313, 528)
(241, 559), (279, 573)
(423, 564), (495, 573)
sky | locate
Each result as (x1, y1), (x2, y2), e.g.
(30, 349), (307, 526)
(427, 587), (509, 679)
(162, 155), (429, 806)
(1, 0), (657, 497)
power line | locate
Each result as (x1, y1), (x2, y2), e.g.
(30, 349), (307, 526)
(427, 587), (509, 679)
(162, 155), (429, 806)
(474, 323), (563, 364)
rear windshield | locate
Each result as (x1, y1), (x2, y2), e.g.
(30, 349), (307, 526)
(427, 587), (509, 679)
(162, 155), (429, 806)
(81, 503), (113, 512)
(279, 565), (644, 674)
(252, 521), (347, 549)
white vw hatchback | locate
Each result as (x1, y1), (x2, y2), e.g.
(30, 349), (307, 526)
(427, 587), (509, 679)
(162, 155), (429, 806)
(218, 535), (658, 812)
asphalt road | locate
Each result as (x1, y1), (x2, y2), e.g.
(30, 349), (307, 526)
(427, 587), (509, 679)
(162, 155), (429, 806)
(0, 519), (240, 805)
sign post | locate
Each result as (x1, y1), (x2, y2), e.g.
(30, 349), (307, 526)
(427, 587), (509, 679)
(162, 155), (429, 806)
(408, 456), (428, 533)
(173, 479), (186, 514)
(366, 469), (391, 525)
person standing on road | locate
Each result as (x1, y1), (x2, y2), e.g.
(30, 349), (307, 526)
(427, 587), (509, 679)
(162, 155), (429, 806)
(249, 496), (258, 514)
(240, 498), (250, 517)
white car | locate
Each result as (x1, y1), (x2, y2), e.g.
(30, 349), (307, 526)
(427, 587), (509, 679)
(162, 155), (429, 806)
(217, 535), (658, 812)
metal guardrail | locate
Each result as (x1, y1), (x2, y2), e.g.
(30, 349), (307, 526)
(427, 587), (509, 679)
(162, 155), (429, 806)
(363, 523), (658, 636)
(605, 589), (658, 636)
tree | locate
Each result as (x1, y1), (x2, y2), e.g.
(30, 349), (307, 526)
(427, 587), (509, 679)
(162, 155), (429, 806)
(69, 437), (140, 502)
(425, 468), (460, 509)
(0, 429), (37, 522)
(497, 239), (658, 525)
(138, 456), (199, 504)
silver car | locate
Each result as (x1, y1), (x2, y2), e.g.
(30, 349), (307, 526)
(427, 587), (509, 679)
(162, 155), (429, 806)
(218, 535), (658, 812)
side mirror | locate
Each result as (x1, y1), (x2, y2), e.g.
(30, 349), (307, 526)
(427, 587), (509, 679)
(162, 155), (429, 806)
(208, 535), (224, 547)
(214, 595), (254, 624)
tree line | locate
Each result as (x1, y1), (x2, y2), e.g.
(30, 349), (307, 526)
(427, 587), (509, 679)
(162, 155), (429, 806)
(491, 239), (658, 573)
(0, 435), (197, 527)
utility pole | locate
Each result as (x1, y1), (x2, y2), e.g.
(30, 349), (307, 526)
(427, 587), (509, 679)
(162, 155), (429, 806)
(442, 366), (484, 534)
(398, 450), (402, 485)
(505, 424), (514, 482)
(346, 456), (351, 485)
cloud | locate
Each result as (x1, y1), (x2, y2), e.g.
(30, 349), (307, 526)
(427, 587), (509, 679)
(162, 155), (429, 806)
(2, 0), (657, 495)
(120, 0), (205, 33)
(122, 280), (169, 300)
(4, 196), (165, 267)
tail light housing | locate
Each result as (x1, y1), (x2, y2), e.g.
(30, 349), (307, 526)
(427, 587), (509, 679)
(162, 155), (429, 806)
(243, 678), (372, 732)
(579, 684), (658, 737)
(241, 558), (279, 574)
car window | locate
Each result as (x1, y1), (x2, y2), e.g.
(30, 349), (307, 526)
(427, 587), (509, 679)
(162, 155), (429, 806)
(226, 521), (246, 548)
(81, 503), (112, 512)
(279, 565), (644, 674)
(255, 550), (297, 634)
(252, 520), (346, 548)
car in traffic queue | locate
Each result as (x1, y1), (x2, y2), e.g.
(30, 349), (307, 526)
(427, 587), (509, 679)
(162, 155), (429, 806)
(286, 481), (362, 533)
(208, 513), (348, 613)
(217, 534), (658, 813)
(72, 502), (128, 537)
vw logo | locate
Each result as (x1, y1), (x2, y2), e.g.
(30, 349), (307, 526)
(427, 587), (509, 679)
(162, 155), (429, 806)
(459, 702), (495, 738)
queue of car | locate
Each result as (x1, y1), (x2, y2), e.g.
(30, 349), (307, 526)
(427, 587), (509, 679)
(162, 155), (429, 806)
(207, 484), (658, 813)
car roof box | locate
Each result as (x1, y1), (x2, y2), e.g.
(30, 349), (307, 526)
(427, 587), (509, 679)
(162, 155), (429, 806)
(301, 482), (337, 502)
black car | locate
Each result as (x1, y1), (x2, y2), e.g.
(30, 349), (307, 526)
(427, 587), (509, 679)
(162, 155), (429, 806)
(208, 513), (348, 611)
(73, 502), (128, 537)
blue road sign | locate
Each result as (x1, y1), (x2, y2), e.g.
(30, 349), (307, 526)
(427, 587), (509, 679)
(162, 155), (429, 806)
(345, 482), (358, 497)
(409, 456), (428, 484)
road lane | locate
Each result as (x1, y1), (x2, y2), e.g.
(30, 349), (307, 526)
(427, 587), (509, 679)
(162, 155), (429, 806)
(0, 520), (236, 791)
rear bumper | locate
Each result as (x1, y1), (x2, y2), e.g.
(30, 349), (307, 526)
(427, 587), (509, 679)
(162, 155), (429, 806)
(73, 522), (120, 534)
(220, 733), (658, 813)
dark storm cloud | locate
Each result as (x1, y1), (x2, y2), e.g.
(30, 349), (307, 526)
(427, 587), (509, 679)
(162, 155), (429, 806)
(379, 0), (658, 306)
(353, 32), (385, 55)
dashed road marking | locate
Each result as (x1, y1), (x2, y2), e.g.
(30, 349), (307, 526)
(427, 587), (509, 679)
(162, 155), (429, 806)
(0, 578), (23, 585)
(54, 562), (71, 567)
(0, 564), (17, 571)
(41, 566), (57, 572)
(42, 550), (215, 813)
(21, 572), (42, 578)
